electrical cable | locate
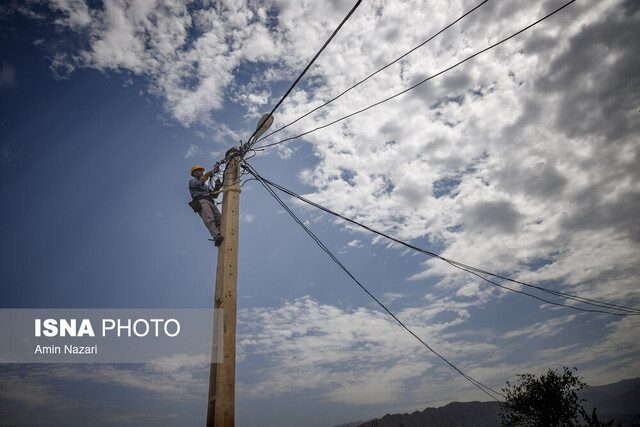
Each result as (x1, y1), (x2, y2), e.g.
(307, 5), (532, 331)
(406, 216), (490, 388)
(253, 168), (640, 316)
(244, 167), (640, 316)
(245, 160), (504, 401)
(255, 0), (489, 144)
(254, 0), (576, 151)
(242, 0), (363, 152)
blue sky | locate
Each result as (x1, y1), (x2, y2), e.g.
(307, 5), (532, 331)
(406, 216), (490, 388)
(1, 0), (639, 426)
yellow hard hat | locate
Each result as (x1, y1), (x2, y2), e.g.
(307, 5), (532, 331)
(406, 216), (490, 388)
(191, 165), (205, 176)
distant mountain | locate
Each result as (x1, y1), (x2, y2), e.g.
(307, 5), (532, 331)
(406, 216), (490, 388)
(356, 401), (501, 427)
(338, 378), (640, 427)
(581, 378), (640, 426)
(332, 422), (368, 427)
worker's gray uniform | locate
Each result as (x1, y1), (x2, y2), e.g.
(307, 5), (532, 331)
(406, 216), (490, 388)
(189, 177), (221, 239)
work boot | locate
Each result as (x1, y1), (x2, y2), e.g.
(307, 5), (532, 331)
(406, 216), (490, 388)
(214, 234), (224, 247)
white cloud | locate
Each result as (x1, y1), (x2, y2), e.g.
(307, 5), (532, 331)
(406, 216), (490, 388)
(21, 0), (325, 128)
(184, 143), (202, 158)
(501, 314), (577, 340)
(49, 52), (77, 79)
(532, 315), (640, 385)
(0, 367), (203, 424)
(381, 292), (404, 304)
(0, 356), (209, 406)
(46, 363), (208, 399)
(235, 295), (640, 408)
(49, 0), (91, 31)
(0, 354), (211, 424)
(455, 281), (480, 298)
(238, 294), (640, 410)
(276, 0), (640, 318)
(346, 238), (361, 247)
(237, 296), (498, 405)
(0, 368), (78, 410)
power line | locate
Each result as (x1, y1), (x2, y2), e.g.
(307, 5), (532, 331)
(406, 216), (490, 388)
(255, 0), (489, 144)
(242, 0), (363, 152)
(242, 0), (638, 316)
(254, 0), (576, 151)
(250, 168), (640, 316)
(244, 167), (640, 317)
(244, 160), (505, 402)
(442, 259), (640, 315)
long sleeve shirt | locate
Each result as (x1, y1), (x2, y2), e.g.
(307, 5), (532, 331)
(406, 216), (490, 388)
(189, 177), (212, 200)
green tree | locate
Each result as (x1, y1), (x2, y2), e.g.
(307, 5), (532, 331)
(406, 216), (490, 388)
(500, 367), (614, 427)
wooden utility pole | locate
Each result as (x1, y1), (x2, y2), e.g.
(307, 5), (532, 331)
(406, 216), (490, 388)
(207, 148), (242, 427)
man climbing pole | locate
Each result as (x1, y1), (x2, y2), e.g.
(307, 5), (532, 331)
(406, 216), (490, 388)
(189, 165), (224, 246)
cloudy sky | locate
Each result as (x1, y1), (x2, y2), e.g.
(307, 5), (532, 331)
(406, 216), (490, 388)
(1, 0), (639, 425)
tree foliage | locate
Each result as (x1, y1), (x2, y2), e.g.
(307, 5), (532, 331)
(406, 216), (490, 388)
(500, 367), (614, 427)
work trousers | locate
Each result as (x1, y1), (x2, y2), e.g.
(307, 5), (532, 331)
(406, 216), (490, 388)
(198, 198), (222, 239)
